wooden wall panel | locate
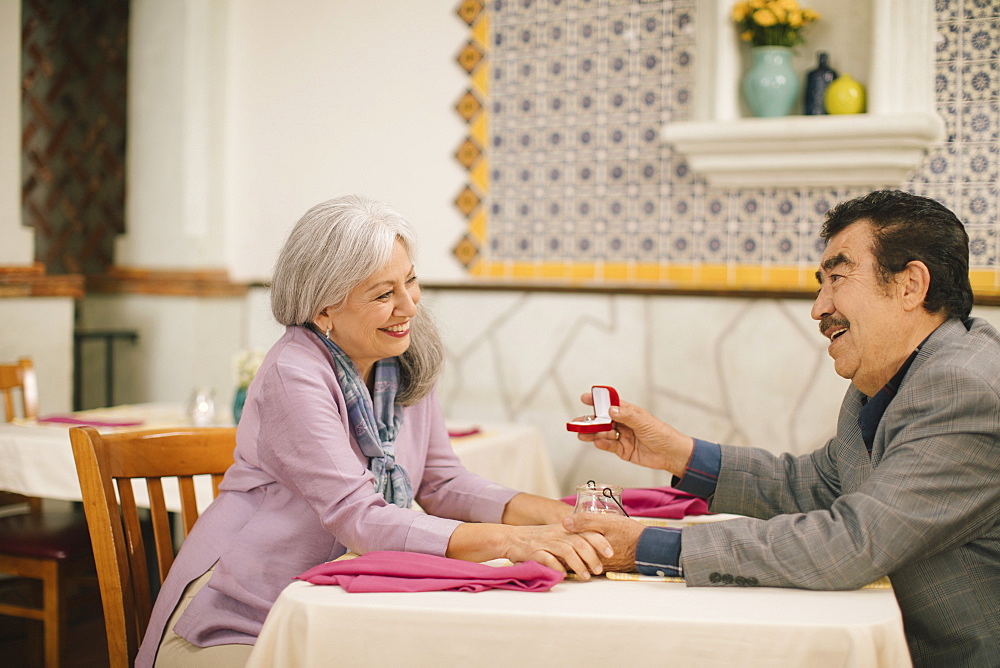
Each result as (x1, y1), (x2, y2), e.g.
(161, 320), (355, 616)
(21, 0), (128, 275)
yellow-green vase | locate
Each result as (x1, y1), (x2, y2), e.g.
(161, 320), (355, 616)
(824, 74), (866, 114)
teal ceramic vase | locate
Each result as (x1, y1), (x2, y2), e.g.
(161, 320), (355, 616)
(742, 46), (800, 117)
(233, 386), (248, 424)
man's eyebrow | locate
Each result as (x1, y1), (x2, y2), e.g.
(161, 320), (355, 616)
(815, 253), (854, 284)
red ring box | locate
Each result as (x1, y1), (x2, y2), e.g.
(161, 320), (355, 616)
(566, 386), (619, 433)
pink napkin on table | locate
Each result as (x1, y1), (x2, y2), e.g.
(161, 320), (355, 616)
(561, 486), (710, 519)
(36, 415), (145, 428)
(447, 426), (481, 438)
(295, 551), (564, 593)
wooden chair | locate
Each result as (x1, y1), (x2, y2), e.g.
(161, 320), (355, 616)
(70, 426), (236, 667)
(0, 357), (38, 425)
(0, 357), (95, 668)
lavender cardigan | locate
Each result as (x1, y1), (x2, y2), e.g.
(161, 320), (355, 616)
(136, 326), (518, 666)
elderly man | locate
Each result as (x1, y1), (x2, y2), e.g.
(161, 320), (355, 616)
(566, 190), (1000, 666)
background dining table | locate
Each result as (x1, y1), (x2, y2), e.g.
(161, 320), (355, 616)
(0, 403), (561, 511)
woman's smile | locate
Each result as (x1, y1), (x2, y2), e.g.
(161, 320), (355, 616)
(380, 322), (410, 338)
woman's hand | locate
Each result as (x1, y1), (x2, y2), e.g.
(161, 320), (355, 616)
(447, 522), (611, 580)
(577, 393), (695, 478)
(500, 524), (612, 580)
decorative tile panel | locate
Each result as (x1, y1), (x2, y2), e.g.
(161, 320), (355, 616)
(454, 0), (1000, 293)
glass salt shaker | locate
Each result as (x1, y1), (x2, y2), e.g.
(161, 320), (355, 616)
(573, 481), (628, 516)
(186, 387), (216, 427)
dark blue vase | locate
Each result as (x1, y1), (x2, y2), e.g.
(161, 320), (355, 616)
(804, 52), (837, 115)
(233, 386), (248, 424)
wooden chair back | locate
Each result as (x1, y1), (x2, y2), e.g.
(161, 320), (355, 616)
(0, 357), (38, 422)
(0, 358), (41, 512)
(69, 426), (236, 667)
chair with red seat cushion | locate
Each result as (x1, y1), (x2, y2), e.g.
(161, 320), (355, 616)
(0, 358), (96, 667)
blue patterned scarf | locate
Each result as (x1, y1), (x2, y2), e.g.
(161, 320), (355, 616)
(306, 325), (414, 508)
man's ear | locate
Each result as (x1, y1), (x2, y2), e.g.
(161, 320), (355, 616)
(898, 261), (931, 312)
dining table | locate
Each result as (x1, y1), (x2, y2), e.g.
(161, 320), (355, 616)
(246, 513), (912, 668)
(0, 403), (560, 510)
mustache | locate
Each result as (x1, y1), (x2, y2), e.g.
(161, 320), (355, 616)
(819, 315), (850, 336)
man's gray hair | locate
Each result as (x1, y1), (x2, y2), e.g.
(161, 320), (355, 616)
(270, 195), (444, 405)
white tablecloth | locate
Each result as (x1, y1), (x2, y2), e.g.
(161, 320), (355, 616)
(0, 405), (559, 509)
(0, 403), (228, 511)
(247, 564), (910, 668)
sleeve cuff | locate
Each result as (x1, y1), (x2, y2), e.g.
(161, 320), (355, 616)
(635, 526), (683, 577)
(670, 438), (721, 499)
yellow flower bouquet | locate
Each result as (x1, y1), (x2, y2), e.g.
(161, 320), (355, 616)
(732, 0), (820, 48)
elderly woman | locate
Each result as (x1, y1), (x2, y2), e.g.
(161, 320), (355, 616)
(138, 196), (608, 667)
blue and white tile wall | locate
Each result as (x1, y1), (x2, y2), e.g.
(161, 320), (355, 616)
(482, 0), (1000, 271)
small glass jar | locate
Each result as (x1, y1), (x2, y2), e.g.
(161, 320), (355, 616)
(573, 482), (627, 516)
(186, 387), (216, 427)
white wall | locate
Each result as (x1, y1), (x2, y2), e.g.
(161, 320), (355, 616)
(71, 0), (472, 410)
(428, 291), (1000, 495)
(0, 298), (74, 414)
(0, 0), (31, 264)
(120, 0), (469, 282)
(77, 294), (252, 412)
(222, 0), (469, 282)
(121, 0), (229, 269)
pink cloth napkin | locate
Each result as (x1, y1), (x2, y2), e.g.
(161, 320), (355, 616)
(296, 551), (564, 593)
(447, 426), (481, 438)
(36, 415), (145, 428)
(561, 486), (710, 519)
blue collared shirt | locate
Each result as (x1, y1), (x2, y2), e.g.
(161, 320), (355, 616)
(634, 439), (720, 577)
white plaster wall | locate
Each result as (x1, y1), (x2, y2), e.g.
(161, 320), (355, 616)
(426, 288), (1000, 496)
(0, 0), (31, 264)
(78, 295), (248, 414)
(73, 290), (283, 414)
(0, 298), (74, 413)
(120, 0), (229, 268)
(222, 0), (468, 282)
(120, 0), (468, 281)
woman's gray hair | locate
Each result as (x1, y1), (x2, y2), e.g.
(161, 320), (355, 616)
(270, 195), (444, 405)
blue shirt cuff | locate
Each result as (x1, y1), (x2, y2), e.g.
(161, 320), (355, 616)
(635, 526), (683, 577)
(670, 438), (721, 499)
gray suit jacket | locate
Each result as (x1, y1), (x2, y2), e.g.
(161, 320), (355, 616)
(681, 317), (1000, 667)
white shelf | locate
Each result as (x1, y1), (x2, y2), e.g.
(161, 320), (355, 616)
(664, 0), (943, 189)
(663, 112), (944, 187)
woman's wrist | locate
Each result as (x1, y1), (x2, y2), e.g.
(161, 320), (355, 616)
(446, 522), (512, 562)
(501, 493), (572, 525)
